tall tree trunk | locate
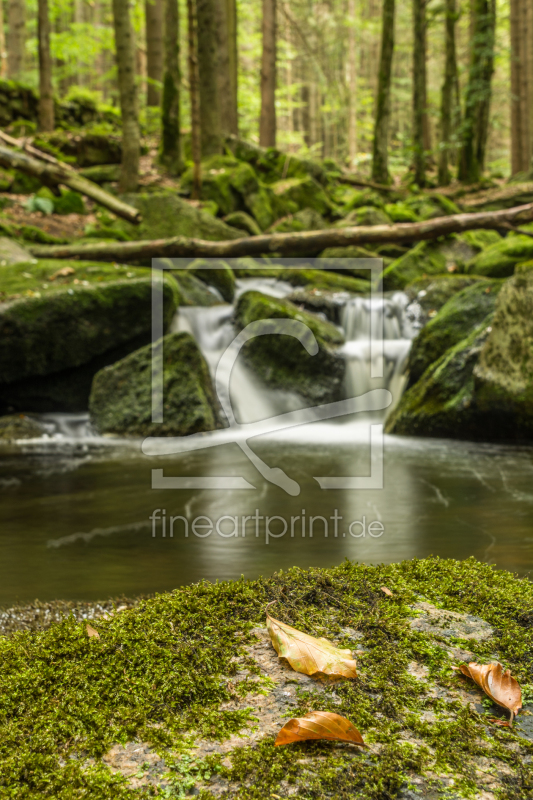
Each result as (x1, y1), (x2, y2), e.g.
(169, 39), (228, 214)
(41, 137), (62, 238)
(196, 0), (221, 155)
(216, 0), (238, 135)
(438, 0), (459, 185)
(161, 0), (181, 174)
(412, 0), (427, 186)
(0, 2), (7, 78)
(74, 0), (85, 86)
(37, 0), (54, 132)
(187, 0), (202, 196)
(259, 0), (277, 147)
(371, 0), (395, 184)
(457, 0), (496, 183)
(112, 0), (140, 192)
(145, 0), (164, 106)
(347, 0), (357, 166)
(7, 0), (25, 79)
(510, 0), (533, 175)
(227, 0), (238, 133)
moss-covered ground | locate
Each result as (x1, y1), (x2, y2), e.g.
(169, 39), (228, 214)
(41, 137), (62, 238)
(1, 557), (532, 799)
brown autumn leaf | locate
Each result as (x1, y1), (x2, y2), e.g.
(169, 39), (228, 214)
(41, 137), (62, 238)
(456, 661), (522, 725)
(380, 586), (393, 596)
(275, 711), (366, 747)
(50, 266), (75, 281)
(266, 607), (357, 679)
(86, 624), (100, 639)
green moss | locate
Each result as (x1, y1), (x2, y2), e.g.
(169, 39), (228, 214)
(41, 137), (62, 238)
(53, 190), (86, 215)
(404, 274), (489, 316)
(10, 170), (42, 194)
(171, 269), (223, 307)
(384, 202), (419, 222)
(89, 332), (219, 436)
(223, 211), (261, 236)
(0, 558), (532, 798)
(234, 290), (345, 404)
(270, 176), (334, 217)
(0, 413), (45, 440)
(269, 208), (327, 233)
(188, 258), (236, 302)
(18, 225), (69, 244)
(467, 235), (533, 278)
(379, 240), (448, 291)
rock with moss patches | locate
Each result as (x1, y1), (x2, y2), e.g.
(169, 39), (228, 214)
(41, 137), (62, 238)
(79, 164), (121, 184)
(287, 286), (353, 324)
(53, 190), (86, 215)
(223, 211), (261, 236)
(188, 258), (236, 302)
(89, 332), (219, 437)
(269, 208), (327, 233)
(270, 176), (333, 218)
(0, 414), (46, 440)
(407, 279), (503, 386)
(33, 129), (122, 167)
(171, 269), (222, 307)
(339, 205), (392, 227)
(234, 290), (345, 404)
(0, 237), (33, 265)
(404, 274), (490, 324)
(384, 202), (419, 222)
(467, 234), (533, 278)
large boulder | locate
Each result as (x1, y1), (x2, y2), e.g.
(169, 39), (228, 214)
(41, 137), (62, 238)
(467, 234), (533, 278)
(404, 274), (489, 322)
(33, 128), (122, 167)
(407, 279), (502, 386)
(0, 261), (179, 411)
(89, 332), (219, 437)
(270, 177), (334, 218)
(0, 413), (46, 440)
(234, 290), (345, 404)
(187, 258), (236, 302)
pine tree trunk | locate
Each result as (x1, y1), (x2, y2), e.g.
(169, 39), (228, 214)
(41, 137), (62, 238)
(259, 0), (277, 147)
(145, 0), (164, 106)
(0, 2), (7, 78)
(216, 0), (238, 135)
(7, 0), (25, 79)
(371, 0), (395, 184)
(161, 0), (181, 174)
(457, 0), (496, 183)
(196, 0), (221, 156)
(510, 0), (533, 175)
(37, 0), (54, 132)
(112, 0), (140, 192)
(187, 0), (202, 196)
(347, 0), (357, 166)
(438, 0), (459, 185)
(227, 0), (238, 134)
(412, 0), (427, 186)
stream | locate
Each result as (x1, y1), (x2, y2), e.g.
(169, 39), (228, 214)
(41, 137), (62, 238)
(1, 277), (532, 603)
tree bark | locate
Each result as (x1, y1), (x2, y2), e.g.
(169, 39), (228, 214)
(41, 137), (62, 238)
(145, 0), (164, 106)
(112, 0), (140, 193)
(196, 0), (222, 156)
(161, 0), (181, 174)
(371, 0), (395, 184)
(0, 145), (141, 223)
(438, 0), (459, 185)
(37, 0), (54, 132)
(412, 0), (427, 186)
(260, 0), (277, 147)
(510, 0), (533, 175)
(216, 0), (238, 135)
(7, 0), (25, 79)
(28, 201), (533, 262)
(457, 0), (496, 183)
(187, 0), (202, 196)
(0, 0), (7, 78)
(347, 0), (357, 166)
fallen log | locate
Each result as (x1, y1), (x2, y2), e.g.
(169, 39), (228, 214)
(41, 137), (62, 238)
(460, 181), (533, 210)
(0, 129), (74, 169)
(28, 201), (533, 262)
(0, 144), (141, 224)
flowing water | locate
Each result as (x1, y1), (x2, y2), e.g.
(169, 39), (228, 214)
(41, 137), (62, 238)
(2, 278), (532, 603)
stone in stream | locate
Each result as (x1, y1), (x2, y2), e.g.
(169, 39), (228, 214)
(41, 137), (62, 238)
(89, 332), (219, 436)
(0, 413), (46, 440)
(234, 290), (345, 405)
(187, 258), (236, 303)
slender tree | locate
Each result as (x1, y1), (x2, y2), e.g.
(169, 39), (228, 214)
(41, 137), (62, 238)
(260, 0), (277, 147)
(457, 0), (496, 183)
(0, 2), (7, 78)
(438, 0), (460, 185)
(7, 0), (25, 79)
(347, 0), (357, 166)
(145, 0), (164, 106)
(510, 0), (533, 175)
(112, 0), (140, 192)
(187, 0), (202, 196)
(216, 0), (238, 134)
(371, 0), (395, 184)
(161, 0), (181, 174)
(37, 0), (54, 131)
(196, 0), (221, 156)
(412, 0), (427, 186)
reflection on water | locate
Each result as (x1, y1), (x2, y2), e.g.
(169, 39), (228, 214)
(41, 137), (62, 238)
(1, 428), (532, 603)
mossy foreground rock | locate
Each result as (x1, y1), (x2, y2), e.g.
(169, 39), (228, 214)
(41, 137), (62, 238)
(467, 234), (533, 278)
(0, 413), (45, 440)
(188, 258), (236, 302)
(1, 557), (533, 798)
(89, 332), (219, 436)
(235, 290), (345, 404)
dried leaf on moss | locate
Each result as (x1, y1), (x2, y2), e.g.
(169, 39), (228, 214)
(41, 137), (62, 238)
(455, 661), (522, 725)
(266, 606), (357, 679)
(86, 624), (100, 639)
(380, 586), (393, 596)
(275, 711), (366, 746)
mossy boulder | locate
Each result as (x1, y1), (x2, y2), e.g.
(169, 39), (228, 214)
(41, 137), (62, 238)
(187, 258), (236, 302)
(340, 205), (391, 227)
(270, 177), (333, 217)
(234, 290), (345, 404)
(53, 190), (86, 215)
(79, 164), (121, 184)
(0, 413), (45, 440)
(0, 237), (32, 265)
(407, 279), (502, 386)
(223, 211), (261, 236)
(89, 332), (219, 436)
(318, 245), (379, 280)
(404, 274), (490, 320)
(269, 208), (327, 233)
(171, 269), (223, 307)
(227, 137), (328, 185)
(33, 129), (122, 167)
(467, 234), (533, 278)
(384, 202), (419, 222)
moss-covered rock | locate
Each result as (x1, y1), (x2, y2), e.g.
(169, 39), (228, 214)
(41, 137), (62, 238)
(342, 188), (385, 213)
(404, 274), (490, 320)
(384, 202), (419, 222)
(338, 205), (392, 227)
(467, 234), (533, 278)
(33, 128), (122, 167)
(10, 171), (42, 195)
(187, 258), (236, 302)
(53, 190), (86, 215)
(0, 261), (179, 386)
(269, 208), (327, 233)
(0, 237), (33, 265)
(407, 279), (503, 386)
(227, 137), (328, 185)
(317, 245), (379, 280)
(234, 290), (345, 404)
(78, 164), (121, 184)
(223, 211), (261, 236)
(270, 177), (333, 217)
(0, 413), (45, 440)
(287, 287), (350, 324)
(171, 269), (223, 307)
(89, 332), (219, 436)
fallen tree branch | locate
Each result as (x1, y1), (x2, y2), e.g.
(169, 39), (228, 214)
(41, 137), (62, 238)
(0, 129), (75, 170)
(0, 144), (141, 224)
(28, 201), (533, 262)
